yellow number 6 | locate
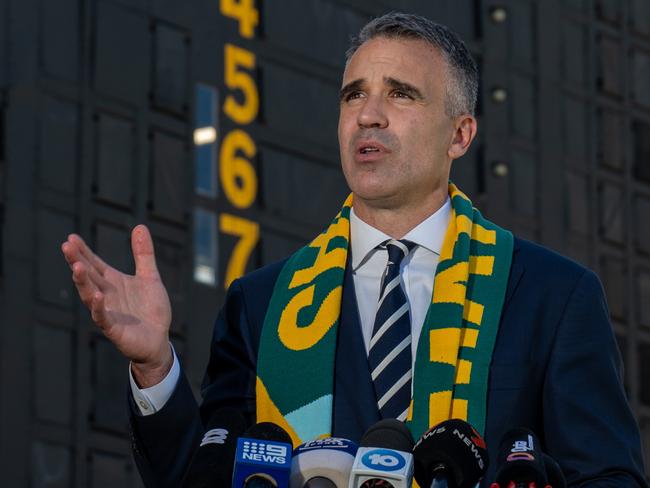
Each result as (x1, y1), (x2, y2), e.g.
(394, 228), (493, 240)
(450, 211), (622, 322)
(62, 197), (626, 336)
(219, 129), (257, 209)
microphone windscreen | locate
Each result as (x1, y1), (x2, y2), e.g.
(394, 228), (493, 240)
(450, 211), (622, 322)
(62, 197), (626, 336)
(359, 419), (415, 451)
(233, 422), (293, 488)
(349, 420), (415, 488)
(412, 418), (488, 488)
(542, 453), (566, 488)
(246, 421), (294, 444)
(494, 428), (547, 487)
(180, 407), (247, 487)
(303, 478), (337, 488)
(290, 437), (358, 488)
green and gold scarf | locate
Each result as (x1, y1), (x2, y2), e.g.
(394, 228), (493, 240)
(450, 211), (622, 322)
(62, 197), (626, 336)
(256, 183), (513, 445)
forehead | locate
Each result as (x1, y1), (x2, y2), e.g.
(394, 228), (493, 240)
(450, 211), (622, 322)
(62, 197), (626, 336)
(342, 36), (447, 87)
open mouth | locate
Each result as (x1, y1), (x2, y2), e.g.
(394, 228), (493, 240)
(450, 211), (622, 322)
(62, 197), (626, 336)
(359, 146), (381, 154)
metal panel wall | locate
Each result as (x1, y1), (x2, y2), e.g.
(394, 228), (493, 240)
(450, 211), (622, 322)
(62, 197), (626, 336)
(0, 0), (648, 485)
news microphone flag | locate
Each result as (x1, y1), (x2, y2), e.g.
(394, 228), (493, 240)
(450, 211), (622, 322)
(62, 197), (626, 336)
(492, 428), (547, 488)
(412, 418), (488, 488)
(349, 447), (414, 487)
(232, 423), (293, 487)
(348, 419), (415, 488)
(290, 437), (358, 488)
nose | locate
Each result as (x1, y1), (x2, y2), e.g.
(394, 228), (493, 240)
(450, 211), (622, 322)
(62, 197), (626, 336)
(357, 95), (388, 129)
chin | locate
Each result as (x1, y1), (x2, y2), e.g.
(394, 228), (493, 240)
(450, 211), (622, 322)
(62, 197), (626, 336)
(350, 187), (403, 208)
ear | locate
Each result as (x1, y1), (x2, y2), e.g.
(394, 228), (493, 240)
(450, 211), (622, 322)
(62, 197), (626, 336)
(448, 115), (477, 160)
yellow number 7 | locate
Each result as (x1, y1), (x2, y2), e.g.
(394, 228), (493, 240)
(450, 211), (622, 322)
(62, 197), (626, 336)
(219, 213), (260, 289)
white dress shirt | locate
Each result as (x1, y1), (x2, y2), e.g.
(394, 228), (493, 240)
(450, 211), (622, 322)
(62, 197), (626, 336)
(349, 199), (450, 364)
(130, 199), (451, 415)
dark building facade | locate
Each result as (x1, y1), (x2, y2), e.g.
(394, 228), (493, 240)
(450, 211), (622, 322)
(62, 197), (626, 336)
(0, 0), (648, 485)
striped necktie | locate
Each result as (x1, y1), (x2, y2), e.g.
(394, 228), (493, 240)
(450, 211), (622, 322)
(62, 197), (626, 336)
(367, 239), (416, 421)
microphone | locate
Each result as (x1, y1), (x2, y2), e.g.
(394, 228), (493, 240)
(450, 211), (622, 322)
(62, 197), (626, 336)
(412, 418), (488, 488)
(542, 453), (566, 488)
(348, 419), (415, 488)
(232, 422), (294, 488)
(289, 437), (358, 488)
(491, 428), (547, 488)
(180, 407), (247, 487)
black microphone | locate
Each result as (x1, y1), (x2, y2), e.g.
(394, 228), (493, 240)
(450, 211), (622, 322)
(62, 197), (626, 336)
(180, 407), (247, 487)
(232, 422), (294, 487)
(348, 419), (415, 488)
(412, 418), (489, 488)
(542, 453), (566, 488)
(491, 428), (547, 488)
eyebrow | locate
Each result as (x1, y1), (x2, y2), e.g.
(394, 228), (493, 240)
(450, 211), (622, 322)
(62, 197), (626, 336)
(339, 79), (364, 101)
(338, 77), (425, 101)
(385, 77), (424, 100)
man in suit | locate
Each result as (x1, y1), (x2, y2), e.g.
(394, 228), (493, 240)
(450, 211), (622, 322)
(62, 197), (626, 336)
(62, 12), (647, 487)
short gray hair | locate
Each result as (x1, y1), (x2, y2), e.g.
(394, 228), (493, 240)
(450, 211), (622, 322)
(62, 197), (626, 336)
(346, 12), (479, 117)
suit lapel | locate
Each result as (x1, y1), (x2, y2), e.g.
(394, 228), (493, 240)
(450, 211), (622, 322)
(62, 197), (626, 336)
(503, 238), (524, 307)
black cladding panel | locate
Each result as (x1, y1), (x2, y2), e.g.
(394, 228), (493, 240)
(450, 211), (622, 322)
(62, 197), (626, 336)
(264, 0), (366, 67)
(563, 97), (588, 169)
(37, 209), (75, 307)
(41, 0), (79, 81)
(150, 129), (188, 224)
(262, 61), (339, 148)
(33, 324), (73, 426)
(259, 145), (348, 229)
(39, 96), (78, 194)
(91, 337), (129, 433)
(152, 22), (190, 115)
(94, 111), (136, 208)
(2, 0), (650, 486)
(31, 441), (72, 488)
(633, 121), (650, 184)
(89, 451), (132, 488)
(0, 1), (7, 87)
(94, 1), (150, 104)
(635, 195), (650, 256)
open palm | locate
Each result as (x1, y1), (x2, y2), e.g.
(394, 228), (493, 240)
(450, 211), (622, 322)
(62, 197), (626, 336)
(62, 225), (172, 376)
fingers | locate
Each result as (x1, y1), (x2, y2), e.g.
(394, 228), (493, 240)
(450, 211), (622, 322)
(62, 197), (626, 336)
(71, 261), (99, 306)
(90, 291), (108, 328)
(131, 225), (160, 279)
(70, 234), (109, 275)
(62, 234), (108, 277)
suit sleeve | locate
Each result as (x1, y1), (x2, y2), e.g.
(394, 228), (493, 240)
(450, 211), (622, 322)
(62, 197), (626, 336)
(129, 371), (202, 488)
(543, 269), (647, 487)
(129, 278), (258, 487)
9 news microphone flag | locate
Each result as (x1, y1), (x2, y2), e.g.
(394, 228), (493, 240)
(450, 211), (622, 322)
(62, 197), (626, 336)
(232, 422), (294, 488)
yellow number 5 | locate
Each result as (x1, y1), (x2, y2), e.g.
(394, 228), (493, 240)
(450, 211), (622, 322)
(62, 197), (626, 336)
(223, 44), (258, 125)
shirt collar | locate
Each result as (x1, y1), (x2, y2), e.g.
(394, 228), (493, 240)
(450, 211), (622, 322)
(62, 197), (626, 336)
(350, 197), (451, 270)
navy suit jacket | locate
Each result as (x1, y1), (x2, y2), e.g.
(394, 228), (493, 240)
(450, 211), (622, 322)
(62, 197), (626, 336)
(130, 237), (647, 487)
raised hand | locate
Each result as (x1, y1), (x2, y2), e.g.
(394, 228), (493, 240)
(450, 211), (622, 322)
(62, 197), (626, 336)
(61, 224), (173, 387)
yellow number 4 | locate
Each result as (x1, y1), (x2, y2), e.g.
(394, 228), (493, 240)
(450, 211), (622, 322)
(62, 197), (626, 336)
(220, 0), (259, 39)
